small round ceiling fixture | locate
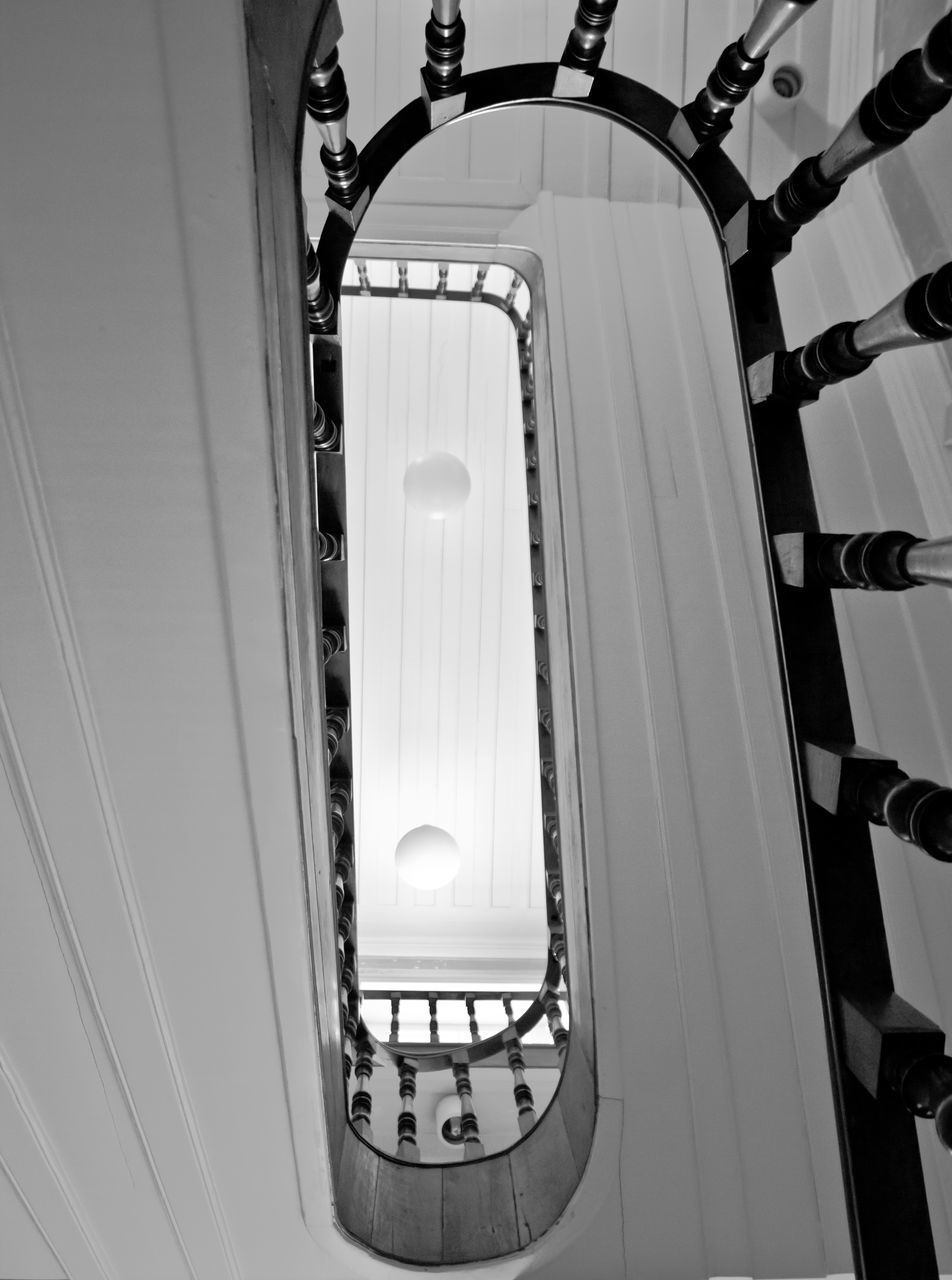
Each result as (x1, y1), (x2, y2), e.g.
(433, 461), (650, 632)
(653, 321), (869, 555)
(394, 824), (461, 890)
(403, 452), (471, 519)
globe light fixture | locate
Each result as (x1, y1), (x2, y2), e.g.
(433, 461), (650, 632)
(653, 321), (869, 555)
(394, 824), (461, 890)
(403, 451), (471, 519)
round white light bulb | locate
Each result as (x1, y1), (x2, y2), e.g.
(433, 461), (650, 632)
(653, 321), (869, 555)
(403, 452), (471, 519)
(394, 824), (461, 890)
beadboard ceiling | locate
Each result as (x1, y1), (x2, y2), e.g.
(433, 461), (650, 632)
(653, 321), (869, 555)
(339, 260), (549, 989)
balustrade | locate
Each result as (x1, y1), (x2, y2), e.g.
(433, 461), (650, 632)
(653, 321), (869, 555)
(295, 6), (952, 1263)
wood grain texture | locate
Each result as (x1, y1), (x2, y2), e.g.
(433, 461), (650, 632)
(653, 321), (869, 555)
(509, 1099), (578, 1243)
(442, 1157), (520, 1261)
(370, 1161), (443, 1262)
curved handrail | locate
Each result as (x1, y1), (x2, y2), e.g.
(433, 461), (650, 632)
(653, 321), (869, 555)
(359, 949), (562, 1072)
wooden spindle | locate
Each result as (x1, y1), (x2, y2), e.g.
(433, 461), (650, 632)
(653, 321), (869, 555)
(351, 1041), (375, 1139)
(326, 708), (349, 764)
(465, 994), (480, 1043)
(555, 0), (619, 97)
(538, 706), (553, 735)
(543, 988), (569, 1061)
(396, 1059), (421, 1161)
(329, 779), (349, 845)
(312, 401), (340, 452)
(397, 261), (409, 297)
(536, 658), (550, 685)
(334, 836), (353, 913)
(471, 265), (487, 300)
(343, 989), (360, 1082)
(541, 759), (557, 796)
(389, 994), (401, 1045)
(316, 529), (344, 562)
(669, 0), (820, 158)
(802, 740), (952, 864)
(841, 993), (952, 1153)
(748, 262), (952, 407)
(428, 995), (440, 1044)
(356, 259), (371, 295)
(435, 262), (449, 298)
(773, 529), (952, 592)
(421, 0), (467, 126)
(451, 1060), (484, 1159)
(550, 928), (569, 986)
(306, 47), (368, 226)
(730, 11), (952, 265)
(305, 241), (335, 334)
(322, 625), (347, 663)
(502, 999), (538, 1136)
(544, 813), (560, 855)
(504, 272), (521, 310)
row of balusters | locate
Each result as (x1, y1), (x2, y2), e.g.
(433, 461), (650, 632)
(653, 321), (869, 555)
(345, 990), (569, 1162)
(303, 0), (952, 1176)
(306, 239), (576, 1157)
(663, 0), (952, 1160)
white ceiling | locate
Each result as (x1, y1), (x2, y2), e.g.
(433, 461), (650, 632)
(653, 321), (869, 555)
(340, 259), (548, 989)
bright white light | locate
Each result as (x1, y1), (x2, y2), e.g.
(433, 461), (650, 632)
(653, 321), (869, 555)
(403, 452), (471, 519)
(394, 824), (461, 890)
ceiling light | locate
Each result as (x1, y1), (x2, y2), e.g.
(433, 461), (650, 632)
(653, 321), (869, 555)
(403, 451), (471, 519)
(394, 824), (461, 890)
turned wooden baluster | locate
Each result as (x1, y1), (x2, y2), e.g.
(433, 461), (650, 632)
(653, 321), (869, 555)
(306, 47), (367, 226)
(842, 993), (952, 1154)
(355, 260), (371, 295)
(536, 657), (550, 685)
(351, 1041), (375, 1140)
(334, 836), (353, 914)
(396, 1059), (421, 1161)
(435, 262), (449, 298)
(802, 741), (952, 864)
(729, 11), (952, 264)
(503, 997), (538, 1136)
(669, 0), (820, 157)
(389, 995), (401, 1046)
(543, 987), (569, 1061)
(555, 0), (618, 97)
(316, 529), (343, 563)
(397, 261), (409, 297)
(326, 709), (348, 765)
(465, 994), (480, 1043)
(451, 1060), (485, 1159)
(421, 1), (466, 125)
(322, 625), (347, 663)
(343, 989), (360, 1083)
(304, 240), (335, 335)
(748, 262), (952, 407)
(312, 401), (340, 452)
(774, 529), (952, 591)
(504, 272), (521, 310)
(471, 265), (487, 300)
(428, 995), (440, 1044)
